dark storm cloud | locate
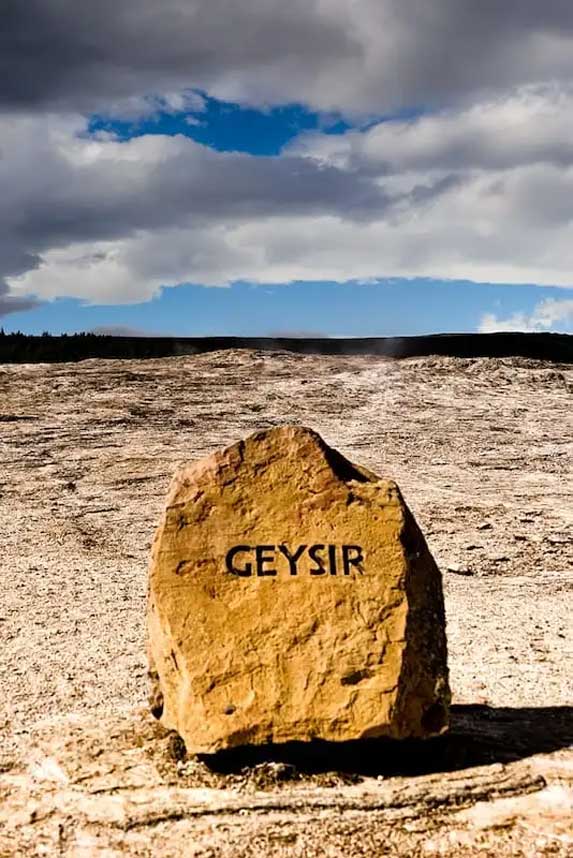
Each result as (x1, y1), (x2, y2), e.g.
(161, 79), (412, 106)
(0, 245), (41, 315)
(0, 287), (40, 316)
(368, 0), (573, 109)
(1, 131), (393, 262)
(0, 0), (355, 113)
(3, 1), (573, 115)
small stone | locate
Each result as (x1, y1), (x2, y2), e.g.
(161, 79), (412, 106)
(476, 522), (492, 531)
(446, 564), (475, 576)
(148, 426), (450, 754)
(546, 534), (571, 545)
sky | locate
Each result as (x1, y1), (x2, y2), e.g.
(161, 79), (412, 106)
(2, 1), (573, 337)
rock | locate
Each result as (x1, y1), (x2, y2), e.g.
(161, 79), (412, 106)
(545, 534), (571, 545)
(446, 564), (475, 576)
(147, 426), (450, 754)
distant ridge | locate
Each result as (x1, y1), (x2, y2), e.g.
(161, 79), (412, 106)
(0, 332), (571, 364)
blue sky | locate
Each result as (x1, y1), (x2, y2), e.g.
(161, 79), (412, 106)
(3, 2), (573, 336)
(5, 277), (572, 338)
(89, 96), (354, 156)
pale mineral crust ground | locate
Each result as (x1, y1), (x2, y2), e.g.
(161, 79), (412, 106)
(0, 350), (572, 856)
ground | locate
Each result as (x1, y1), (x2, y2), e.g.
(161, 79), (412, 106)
(0, 350), (571, 856)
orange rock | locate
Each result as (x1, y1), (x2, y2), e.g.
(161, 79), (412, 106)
(148, 426), (449, 753)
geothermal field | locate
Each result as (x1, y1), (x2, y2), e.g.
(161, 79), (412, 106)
(1, 348), (572, 856)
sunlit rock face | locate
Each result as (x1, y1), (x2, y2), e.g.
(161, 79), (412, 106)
(148, 426), (450, 754)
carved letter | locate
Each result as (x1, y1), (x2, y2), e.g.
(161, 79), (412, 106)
(226, 545), (253, 577)
(256, 545), (277, 577)
(328, 544), (337, 575)
(278, 544), (307, 575)
(309, 544), (326, 575)
(342, 545), (364, 575)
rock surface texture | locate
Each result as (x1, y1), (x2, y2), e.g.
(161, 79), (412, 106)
(148, 426), (450, 754)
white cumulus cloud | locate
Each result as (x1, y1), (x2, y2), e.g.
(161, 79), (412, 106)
(479, 298), (573, 333)
(6, 94), (573, 309)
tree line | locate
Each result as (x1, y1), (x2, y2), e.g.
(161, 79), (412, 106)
(0, 329), (571, 364)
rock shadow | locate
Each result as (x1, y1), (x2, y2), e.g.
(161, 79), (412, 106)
(200, 705), (573, 777)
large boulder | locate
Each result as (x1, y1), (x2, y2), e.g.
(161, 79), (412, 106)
(148, 426), (450, 754)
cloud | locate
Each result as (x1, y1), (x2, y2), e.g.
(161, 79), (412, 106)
(0, 242), (43, 317)
(4, 5), (573, 314)
(0, 289), (40, 318)
(5, 92), (573, 312)
(0, 0), (355, 115)
(479, 298), (573, 333)
(0, 112), (431, 307)
(3, 1), (573, 116)
(291, 84), (573, 172)
(101, 90), (208, 123)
